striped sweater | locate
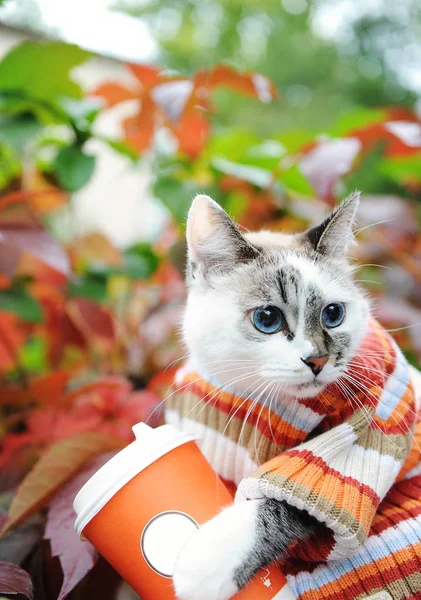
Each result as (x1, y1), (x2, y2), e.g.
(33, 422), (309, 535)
(166, 319), (421, 600)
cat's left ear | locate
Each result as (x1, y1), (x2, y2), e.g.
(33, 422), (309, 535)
(303, 191), (360, 258)
(186, 194), (259, 278)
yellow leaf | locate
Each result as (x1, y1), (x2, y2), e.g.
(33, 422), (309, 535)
(0, 432), (125, 537)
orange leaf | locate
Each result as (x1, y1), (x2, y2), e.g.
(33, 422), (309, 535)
(91, 83), (137, 107)
(0, 273), (11, 289)
(0, 432), (126, 536)
(0, 190), (63, 214)
(128, 64), (163, 89)
(122, 94), (156, 152)
(0, 372), (68, 408)
(196, 65), (277, 103)
(173, 111), (210, 158)
(24, 172), (68, 215)
(70, 232), (123, 270)
(123, 115), (155, 152)
(16, 254), (68, 288)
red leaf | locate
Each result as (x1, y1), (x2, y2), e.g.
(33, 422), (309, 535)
(61, 376), (132, 408)
(91, 83), (137, 107)
(0, 311), (29, 374)
(65, 379), (163, 438)
(35, 289), (86, 366)
(66, 298), (116, 348)
(45, 454), (114, 599)
(0, 561), (33, 599)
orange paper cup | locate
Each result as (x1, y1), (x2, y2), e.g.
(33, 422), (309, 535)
(74, 423), (294, 600)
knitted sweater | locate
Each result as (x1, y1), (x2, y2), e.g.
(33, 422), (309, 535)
(166, 319), (421, 600)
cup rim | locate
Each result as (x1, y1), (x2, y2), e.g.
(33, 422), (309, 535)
(73, 423), (195, 537)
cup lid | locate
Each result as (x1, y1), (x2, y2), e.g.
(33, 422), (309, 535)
(73, 423), (195, 537)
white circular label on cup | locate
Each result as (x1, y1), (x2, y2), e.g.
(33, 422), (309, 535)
(141, 511), (199, 578)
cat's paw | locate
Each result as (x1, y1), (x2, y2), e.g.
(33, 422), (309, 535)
(173, 500), (261, 600)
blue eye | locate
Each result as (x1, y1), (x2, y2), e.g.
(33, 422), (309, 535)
(252, 306), (284, 334)
(322, 303), (345, 328)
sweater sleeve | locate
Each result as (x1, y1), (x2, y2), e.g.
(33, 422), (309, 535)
(236, 372), (415, 561)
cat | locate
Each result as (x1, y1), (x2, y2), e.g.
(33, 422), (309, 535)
(168, 193), (420, 600)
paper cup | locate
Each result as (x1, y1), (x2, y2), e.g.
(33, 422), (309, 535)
(74, 423), (294, 600)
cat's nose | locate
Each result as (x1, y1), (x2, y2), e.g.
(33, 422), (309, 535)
(301, 355), (329, 376)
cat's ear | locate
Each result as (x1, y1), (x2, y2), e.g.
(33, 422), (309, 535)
(303, 191), (360, 258)
(186, 194), (259, 278)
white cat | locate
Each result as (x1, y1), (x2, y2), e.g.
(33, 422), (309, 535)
(168, 193), (420, 600)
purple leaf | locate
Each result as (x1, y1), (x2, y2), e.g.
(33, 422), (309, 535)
(0, 561), (33, 599)
(45, 452), (115, 600)
(300, 138), (361, 200)
(151, 80), (194, 122)
(0, 229), (70, 276)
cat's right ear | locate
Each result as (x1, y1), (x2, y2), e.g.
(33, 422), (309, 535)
(186, 195), (259, 280)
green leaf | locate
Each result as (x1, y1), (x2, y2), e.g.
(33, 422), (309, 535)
(19, 336), (47, 374)
(60, 98), (101, 126)
(277, 164), (313, 195)
(209, 130), (260, 162)
(379, 154), (421, 185)
(0, 41), (90, 102)
(212, 157), (273, 188)
(328, 108), (388, 137)
(343, 143), (387, 195)
(54, 145), (96, 192)
(68, 274), (107, 302)
(0, 115), (41, 153)
(0, 94), (63, 125)
(0, 288), (43, 323)
(124, 243), (160, 278)
(0, 144), (21, 188)
(154, 176), (196, 224)
(274, 130), (315, 154)
(100, 137), (140, 161)
(243, 140), (286, 170)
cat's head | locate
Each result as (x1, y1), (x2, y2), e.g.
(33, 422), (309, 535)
(182, 193), (370, 398)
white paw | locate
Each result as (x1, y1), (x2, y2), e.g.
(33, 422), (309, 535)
(173, 500), (262, 600)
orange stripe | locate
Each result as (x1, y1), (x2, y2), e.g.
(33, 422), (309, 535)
(181, 376), (310, 444)
(258, 451), (378, 523)
(298, 543), (421, 600)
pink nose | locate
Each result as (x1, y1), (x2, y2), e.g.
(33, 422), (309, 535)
(302, 355), (329, 376)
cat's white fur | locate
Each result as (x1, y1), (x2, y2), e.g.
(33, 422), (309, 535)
(174, 499), (262, 600)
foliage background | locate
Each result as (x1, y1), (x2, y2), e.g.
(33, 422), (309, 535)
(1, 1), (421, 598)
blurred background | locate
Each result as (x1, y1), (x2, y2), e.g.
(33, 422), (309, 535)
(1, 1), (421, 599)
